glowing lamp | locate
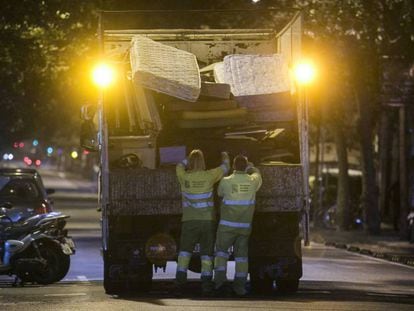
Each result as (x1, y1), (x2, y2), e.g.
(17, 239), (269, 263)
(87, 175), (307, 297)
(92, 63), (115, 88)
(294, 61), (316, 85)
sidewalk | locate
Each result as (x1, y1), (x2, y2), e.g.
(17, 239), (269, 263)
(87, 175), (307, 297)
(311, 226), (414, 266)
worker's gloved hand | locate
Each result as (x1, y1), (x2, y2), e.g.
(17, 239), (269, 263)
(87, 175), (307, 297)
(221, 152), (230, 164)
(180, 158), (189, 168)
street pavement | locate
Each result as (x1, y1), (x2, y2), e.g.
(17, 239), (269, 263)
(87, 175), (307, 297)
(1, 169), (414, 310)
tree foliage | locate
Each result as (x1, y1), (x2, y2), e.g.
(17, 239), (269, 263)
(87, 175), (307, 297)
(0, 0), (100, 148)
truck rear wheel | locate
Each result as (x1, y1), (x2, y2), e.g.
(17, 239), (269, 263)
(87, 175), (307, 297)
(276, 279), (299, 294)
(250, 273), (274, 294)
(103, 252), (153, 295)
(249, 260), (274, 294)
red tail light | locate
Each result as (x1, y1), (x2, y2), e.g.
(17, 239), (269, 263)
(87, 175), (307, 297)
(35, 203), (48, 214)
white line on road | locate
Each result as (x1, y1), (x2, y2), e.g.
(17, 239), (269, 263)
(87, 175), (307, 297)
(44, 293), (87, 297)
(77, 275), (89, 282)
(367, 292), (412, 298)
(298, 290), (332, 294)
(350, 251), (414, 270)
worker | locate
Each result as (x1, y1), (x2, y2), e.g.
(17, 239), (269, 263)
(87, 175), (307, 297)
(175, 149), (229, 296)
(213, 155), (262, 297)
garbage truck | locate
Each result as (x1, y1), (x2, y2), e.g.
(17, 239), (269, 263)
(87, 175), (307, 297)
(80, 9), (309, 295)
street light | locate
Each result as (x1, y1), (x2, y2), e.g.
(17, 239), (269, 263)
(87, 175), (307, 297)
(92, 63), (115, 88)
(295, 60), (316, 247)
(294, 61), (316, 85)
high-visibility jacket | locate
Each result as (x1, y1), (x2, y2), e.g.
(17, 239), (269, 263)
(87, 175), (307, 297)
(176, 160), (229, 222)
(217, 168), (262, 234)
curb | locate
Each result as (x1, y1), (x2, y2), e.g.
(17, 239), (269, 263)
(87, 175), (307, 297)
(50, 192), (98, 201)
(324, 242), (414, 267)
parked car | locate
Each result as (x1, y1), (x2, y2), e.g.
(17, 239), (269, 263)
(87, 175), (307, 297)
(0, 168), (55, 222)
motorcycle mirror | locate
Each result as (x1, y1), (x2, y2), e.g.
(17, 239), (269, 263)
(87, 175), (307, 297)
(1, 202), (13, 209)
(80, 120), (99, 152)
(80, 104), (97, 121)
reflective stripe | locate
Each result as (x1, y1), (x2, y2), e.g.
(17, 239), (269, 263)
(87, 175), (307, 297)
(182, 191), (212, 200)
(215, 266), (226, 272)
(183, 201), (214, 208)
(201, 271), (213, 276)
(177, 267), (187, 273)
(201, 255), (213, 261)
(215, 251), (229, 258)
(178, 251), (192, 257)
(235, 257), (248, 263)
(220, 163), (229, 174)
(235, 272), (248, 278)
(223, 199), (255, 206)
(219, 220), (251, 228)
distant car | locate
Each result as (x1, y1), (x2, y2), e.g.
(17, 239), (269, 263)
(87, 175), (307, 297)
(0, 168), (55, 222)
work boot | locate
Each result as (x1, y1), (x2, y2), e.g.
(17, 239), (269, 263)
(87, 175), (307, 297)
(213, 284), (233, 298)
(201, 280), (214, 297)
(233, 278), (248, 297)
(232, 288), (248, 298)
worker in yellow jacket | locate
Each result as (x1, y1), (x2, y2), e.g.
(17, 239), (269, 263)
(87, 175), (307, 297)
(214, 155), (262, 296)
(175, 149), (229, 295)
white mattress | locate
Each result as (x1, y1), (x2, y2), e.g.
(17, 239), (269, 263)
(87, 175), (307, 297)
(130, 35), (201, 102)
(218, 54), (291, 96)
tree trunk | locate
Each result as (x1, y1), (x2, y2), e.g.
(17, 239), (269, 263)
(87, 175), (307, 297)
(355, 89), (381, 234)
(334, 121), (351, 230)
(399, 106), (408, 239)
(378, 107), (392, 221)
(312, 112), (324, 228)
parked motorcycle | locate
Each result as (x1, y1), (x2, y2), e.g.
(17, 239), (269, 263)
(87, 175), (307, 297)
(0, 202), (75, 285)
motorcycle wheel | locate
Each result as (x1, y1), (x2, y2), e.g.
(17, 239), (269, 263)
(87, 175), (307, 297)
(31, 241), (70, 285)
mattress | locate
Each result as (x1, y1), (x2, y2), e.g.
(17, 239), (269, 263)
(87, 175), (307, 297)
(166, 99), (238, 112)
(221, 54), (291, 96)
(179, 108), (247, 120)
(175, 108), (247, 128)
(235, 92), (292, 110)
(130, 35), (201, 102)
(200, 82), (231, 99)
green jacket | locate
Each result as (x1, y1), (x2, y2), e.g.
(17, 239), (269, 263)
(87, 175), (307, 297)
(217, 167), (262, 234)
(176, 160), (229, 222)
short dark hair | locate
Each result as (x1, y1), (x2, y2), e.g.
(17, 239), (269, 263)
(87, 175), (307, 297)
(233, 155), (248, 171)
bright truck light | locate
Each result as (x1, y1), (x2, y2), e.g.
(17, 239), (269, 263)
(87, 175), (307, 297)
(295, 61), (316, 85)
(92, 63), (115, 88)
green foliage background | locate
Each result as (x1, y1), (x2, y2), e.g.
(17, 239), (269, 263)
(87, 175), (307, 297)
(0, 0), (413, 147)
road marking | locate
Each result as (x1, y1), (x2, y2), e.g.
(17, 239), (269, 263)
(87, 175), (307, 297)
(44, 293), (87, 297)
(351, 251), (414, 270)
(77, 275), (89, 282)
(1, 302), (42, 306)
(298, 290), (331, 294)
(367, 292), (412, 298)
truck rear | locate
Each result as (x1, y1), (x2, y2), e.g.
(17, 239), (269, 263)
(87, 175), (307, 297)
(82, 10), (306, 295)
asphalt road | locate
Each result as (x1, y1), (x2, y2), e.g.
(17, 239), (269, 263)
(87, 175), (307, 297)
(1, 172), (414, 310)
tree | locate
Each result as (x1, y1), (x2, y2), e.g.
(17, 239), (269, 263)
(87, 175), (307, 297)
(0, 0), (100, 148)
(287, 0), (414, 233)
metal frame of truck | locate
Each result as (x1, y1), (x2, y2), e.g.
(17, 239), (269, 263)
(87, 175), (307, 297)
(88, 9), (309, 295)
